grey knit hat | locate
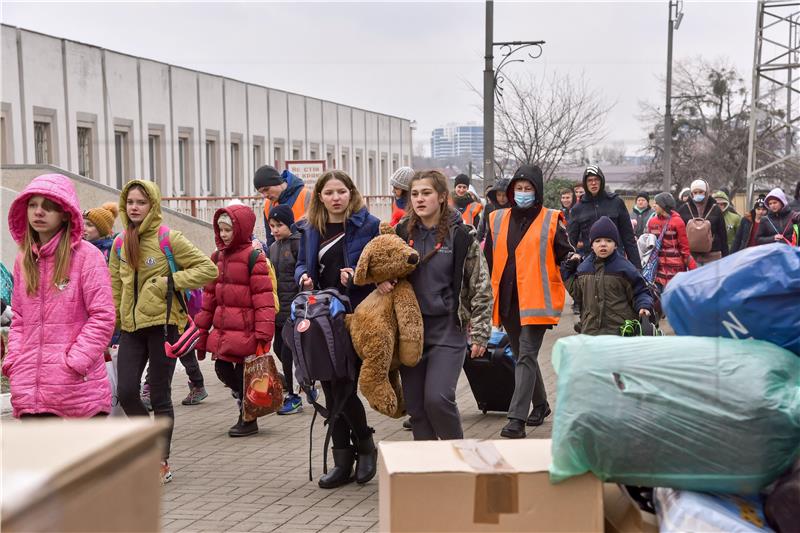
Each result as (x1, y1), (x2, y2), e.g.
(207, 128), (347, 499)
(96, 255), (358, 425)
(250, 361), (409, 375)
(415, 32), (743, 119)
(390, 166), (416, 192)
(654, 192), (676, 212)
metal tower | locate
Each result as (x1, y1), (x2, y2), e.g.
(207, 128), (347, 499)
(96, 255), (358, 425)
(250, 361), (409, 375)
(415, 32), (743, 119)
(746, 0), (800, 203)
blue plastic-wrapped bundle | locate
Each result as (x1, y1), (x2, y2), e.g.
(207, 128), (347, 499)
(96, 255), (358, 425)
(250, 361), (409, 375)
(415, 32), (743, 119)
(662, 243), (800, 355)
(549, 335), (800, 493)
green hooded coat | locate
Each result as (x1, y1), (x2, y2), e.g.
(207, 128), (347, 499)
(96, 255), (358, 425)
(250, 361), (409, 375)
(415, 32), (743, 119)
(109, 180), (218, 332)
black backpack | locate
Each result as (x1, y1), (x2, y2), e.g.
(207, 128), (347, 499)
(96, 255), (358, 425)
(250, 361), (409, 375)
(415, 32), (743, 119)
(282, 288), (357, 479)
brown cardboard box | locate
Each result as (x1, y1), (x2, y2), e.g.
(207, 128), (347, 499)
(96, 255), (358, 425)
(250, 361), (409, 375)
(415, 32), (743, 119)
(603, 484), (659, 533)
(379, 439), (603, 532)
(1, 418), (166, 532)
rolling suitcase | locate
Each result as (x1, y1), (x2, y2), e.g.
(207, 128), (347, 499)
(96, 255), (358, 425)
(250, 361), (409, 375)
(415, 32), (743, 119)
(462, 329), (515, 414)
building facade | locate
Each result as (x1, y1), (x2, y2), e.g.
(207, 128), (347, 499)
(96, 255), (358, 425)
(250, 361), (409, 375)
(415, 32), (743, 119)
(0, 25), (413, 199)
(430, 123), (483, 161)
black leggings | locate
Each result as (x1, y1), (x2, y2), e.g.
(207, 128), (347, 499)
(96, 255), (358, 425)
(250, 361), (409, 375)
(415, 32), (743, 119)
(215, 360), (245, 401)
(320, 359), (370, 448)
(145, 350), (204, 388)
(273, 321), (294, 394)
(117, 325), (178, 460)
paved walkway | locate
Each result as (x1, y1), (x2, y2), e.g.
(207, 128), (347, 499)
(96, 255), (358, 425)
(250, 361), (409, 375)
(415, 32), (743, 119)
(161, 310), (582, 533)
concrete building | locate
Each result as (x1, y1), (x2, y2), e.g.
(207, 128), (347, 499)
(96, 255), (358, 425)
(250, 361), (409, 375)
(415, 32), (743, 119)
(0, 24), (413, 203)
(430, 122), (483, 161)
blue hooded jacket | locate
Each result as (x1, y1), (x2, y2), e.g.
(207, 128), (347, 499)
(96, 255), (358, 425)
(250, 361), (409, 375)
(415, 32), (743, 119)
(263, 170), (307, 245)
(294, 206), (380, 308)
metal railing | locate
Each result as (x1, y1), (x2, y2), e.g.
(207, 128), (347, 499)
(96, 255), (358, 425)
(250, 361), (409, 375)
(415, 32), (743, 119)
(161, 194), (394, 226)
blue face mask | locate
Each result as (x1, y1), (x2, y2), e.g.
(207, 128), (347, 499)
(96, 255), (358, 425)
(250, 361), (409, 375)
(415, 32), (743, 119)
(693, 194), (705, 203)
(515, 191), (535, 208)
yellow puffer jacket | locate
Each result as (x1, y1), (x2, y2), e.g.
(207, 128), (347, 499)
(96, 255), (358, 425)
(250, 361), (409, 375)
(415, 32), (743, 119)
(110, 180), (218, 333)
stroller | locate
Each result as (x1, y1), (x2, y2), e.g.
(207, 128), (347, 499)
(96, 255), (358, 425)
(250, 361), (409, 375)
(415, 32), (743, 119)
(636, 233), (664, 324)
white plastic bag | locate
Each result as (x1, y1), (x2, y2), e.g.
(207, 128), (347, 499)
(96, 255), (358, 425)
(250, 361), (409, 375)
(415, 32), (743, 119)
(105, 346), (125, 417)
(654, 488), (773, 532)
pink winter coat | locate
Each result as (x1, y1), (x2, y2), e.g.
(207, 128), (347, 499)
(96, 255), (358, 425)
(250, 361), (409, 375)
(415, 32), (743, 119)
(3, 174), (115, 417)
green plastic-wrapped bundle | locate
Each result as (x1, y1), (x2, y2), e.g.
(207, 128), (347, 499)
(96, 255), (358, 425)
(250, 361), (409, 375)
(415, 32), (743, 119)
(549, 335), (800, 493)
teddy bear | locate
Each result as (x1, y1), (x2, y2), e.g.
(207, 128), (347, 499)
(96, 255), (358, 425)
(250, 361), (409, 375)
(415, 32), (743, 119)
(345, 230), (423, 418)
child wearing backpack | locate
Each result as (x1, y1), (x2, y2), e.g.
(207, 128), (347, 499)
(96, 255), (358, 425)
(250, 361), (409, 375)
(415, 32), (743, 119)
(395, 170), (493, 441)
(110, 180), (217, 484)
(3, 174), (115, 418)
(195, 205), (276, 437)
(295, 170), (380, 489)
(562, 216), (654, 335)
(267, 204), (304, 415)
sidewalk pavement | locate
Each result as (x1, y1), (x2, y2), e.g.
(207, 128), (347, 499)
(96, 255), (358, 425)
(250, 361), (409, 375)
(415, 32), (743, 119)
(161, 310), (581, 533)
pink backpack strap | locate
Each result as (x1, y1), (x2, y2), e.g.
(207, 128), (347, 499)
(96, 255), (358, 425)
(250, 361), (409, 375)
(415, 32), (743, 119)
(113, 231), (126, 258)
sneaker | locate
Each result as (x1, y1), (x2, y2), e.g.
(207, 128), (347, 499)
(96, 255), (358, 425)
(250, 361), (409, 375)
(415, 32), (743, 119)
(526, 403), (552, 427)
(141, 383), (153, 412)
(181, 382), (208, 406)
(307, 386), (319, 404)
(160, 461), (173, 484)
(229, 417), (259, 437)
(277, 394), (303, 415)
(500, 418), (526, 439)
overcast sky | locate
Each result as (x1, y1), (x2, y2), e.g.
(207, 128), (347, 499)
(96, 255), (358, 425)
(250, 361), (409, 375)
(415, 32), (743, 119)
(2, 1), (757, 156)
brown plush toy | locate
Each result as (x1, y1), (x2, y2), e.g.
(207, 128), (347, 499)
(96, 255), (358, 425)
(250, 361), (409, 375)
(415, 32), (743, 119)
(345, 231), (423, 418)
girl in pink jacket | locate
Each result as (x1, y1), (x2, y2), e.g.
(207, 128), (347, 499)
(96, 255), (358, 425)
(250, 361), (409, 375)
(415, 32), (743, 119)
(2, 174), (115, 418)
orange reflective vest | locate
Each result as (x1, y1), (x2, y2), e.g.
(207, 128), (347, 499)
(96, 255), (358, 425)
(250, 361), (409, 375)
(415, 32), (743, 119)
(489, 208), (566, 326)
(264, 187), (311, 224)
(461, 202), (483, 227)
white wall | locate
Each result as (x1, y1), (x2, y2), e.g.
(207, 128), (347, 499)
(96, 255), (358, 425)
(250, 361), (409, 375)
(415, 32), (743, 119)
(64, 41), (106, 182)
(139, 59), (173, 192)
(19, 30), (67, 168)
(223, 79), (247, 195)
(246, 84), (268, 187)
(1, 27), (23, 164)
(105, 51), (141, 183)
(2, 24), (412, 210)
(170, 67), (200, 195)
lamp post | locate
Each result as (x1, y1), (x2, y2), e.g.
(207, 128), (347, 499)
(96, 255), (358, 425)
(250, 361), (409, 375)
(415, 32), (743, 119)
(664, 0), (684, 193)
(483, 0), (545, 191)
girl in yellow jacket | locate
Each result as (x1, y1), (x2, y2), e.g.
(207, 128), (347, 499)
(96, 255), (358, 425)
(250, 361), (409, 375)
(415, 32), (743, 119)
(109, 180), (217, 484)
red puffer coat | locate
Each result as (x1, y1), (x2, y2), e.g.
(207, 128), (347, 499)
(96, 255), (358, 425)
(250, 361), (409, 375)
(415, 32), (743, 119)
(195, 205), (275, 362)
(647, 210), (696, 288)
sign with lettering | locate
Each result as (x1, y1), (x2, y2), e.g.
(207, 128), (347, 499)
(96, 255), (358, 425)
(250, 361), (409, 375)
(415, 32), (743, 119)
(286, 160), (327, 187)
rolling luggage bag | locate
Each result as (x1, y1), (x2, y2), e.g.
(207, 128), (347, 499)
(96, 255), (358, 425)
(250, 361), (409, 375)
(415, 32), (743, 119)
(462, 329), (515, 414)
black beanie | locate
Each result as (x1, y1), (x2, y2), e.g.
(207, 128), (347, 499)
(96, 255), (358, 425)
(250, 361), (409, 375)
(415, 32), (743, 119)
(654, 192), (676, 212)
(254, 165), (283, 190)
(268, 204), (295, 228)
(454, 174), (471, 188)
(636, 192), (649, 201)
(588, 216), (620, 246)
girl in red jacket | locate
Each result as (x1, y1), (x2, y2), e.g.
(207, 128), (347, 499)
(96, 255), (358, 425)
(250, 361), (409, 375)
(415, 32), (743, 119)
(647, 192), (696, 290)
(195, 205), (276, 437)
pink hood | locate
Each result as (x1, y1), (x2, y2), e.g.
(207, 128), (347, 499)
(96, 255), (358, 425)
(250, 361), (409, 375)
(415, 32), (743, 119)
(3, 173), (114, 418)
(8, 173), (84, 247)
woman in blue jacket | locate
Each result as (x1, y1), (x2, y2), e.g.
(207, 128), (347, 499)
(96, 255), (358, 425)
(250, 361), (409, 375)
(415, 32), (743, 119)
(295, 170), (381, 489)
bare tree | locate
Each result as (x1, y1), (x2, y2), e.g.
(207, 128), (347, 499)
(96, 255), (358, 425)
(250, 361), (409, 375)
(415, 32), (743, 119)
(492, 73), (612, 180)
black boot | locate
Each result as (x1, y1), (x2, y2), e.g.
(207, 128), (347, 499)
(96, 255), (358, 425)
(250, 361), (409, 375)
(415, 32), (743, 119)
(355, 434), (378, 484)
(228, 414), (259, 437)
(318, 448), (355, 489)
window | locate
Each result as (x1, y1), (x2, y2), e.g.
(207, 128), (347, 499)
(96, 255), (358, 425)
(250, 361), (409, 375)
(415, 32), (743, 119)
(34, 121), (51, 164)
(253, 143), (263, 170)
(380, 156), (388, 182)
(0, 106), (12, 165)
(309, 149), (318, 160)
(177, 136), (188, 193)
(273, 142), (284, 169)
(204, 139), (217, 194)
(77, 127), (92, 178)
(355, 153), (362, 181)
(230, 141), (241, 196)
(340, 151), (349, 173)
(114, 131), (129, 189)
(0, 116), (6, 164)
(326, 151), (334, 168)
(392, 158), (398, 173)
(292, 147), (300, 160)
(148, 134), (161, 181)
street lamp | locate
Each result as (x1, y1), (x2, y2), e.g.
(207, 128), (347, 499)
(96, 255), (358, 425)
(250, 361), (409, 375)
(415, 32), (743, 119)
(483, 0), (545, 191)
(664, 0), (684, 194)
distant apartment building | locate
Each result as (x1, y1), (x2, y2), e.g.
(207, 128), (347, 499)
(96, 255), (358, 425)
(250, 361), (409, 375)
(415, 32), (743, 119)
(0, 25), (413, 198)
(430, 123), (483, 161)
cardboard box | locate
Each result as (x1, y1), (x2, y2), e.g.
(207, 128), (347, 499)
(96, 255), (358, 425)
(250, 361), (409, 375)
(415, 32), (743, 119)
(379, 439), (603, 532)
(603, 484), (659, 533)
(1, 418), (166, 532)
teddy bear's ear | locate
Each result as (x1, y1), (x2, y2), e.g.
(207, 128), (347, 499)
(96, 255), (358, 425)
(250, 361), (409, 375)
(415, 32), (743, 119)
(380, 222), (396, 235)
(353, 243), (372, 285)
